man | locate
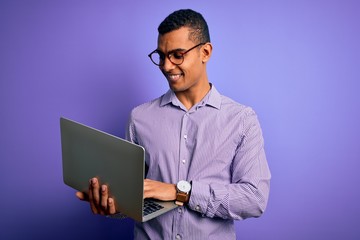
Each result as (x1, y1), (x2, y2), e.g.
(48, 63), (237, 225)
(77, 9), (271, 239)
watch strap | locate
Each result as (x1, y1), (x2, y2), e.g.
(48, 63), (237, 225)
(175, 190), (190, 206)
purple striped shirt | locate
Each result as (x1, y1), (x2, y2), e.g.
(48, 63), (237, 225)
(126, 85), (271, 240)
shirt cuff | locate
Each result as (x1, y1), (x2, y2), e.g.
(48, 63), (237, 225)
(188, 180), (210, 216)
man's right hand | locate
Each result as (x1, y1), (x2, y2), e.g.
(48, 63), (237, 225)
(76, 177), (117, 215)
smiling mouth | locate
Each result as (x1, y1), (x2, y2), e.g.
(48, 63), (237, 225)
(166, 73), (183, 82)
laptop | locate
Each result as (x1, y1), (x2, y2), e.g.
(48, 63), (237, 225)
(60, 117), (177, 222)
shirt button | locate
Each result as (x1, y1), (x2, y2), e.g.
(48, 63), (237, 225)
(195, 205), (201, 212)
(182, 159), (186, 164)
(184, 134), (187, 139)
(178, 208), (182, 213)
(176, 234), (181, 240)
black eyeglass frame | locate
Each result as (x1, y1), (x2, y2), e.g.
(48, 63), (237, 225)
(148, 42), (206, 66)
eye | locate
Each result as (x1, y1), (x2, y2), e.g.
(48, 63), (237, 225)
(172, 51), (183, 60)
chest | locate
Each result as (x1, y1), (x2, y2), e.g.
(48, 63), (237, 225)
(135, 109), (242, 181)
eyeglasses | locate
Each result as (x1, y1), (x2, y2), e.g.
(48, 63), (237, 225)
(148, 42), (206, 66)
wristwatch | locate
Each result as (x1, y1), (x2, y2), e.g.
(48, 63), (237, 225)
(175, 180), (191, 206)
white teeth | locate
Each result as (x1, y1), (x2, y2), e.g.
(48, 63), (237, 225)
(169, 74), (181, 81)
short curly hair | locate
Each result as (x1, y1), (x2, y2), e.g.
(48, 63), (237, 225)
(158, 9), (211, 43)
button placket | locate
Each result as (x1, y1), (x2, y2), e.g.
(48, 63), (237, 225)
(175, 113), (190, 239)
(178, 113), (189, 180)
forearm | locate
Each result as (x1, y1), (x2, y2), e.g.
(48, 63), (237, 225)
(188, 178), (270, 220)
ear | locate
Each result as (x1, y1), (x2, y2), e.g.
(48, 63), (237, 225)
(201, 43), (212, 63)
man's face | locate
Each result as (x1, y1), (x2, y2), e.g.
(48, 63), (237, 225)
(157, 27), (208, 93)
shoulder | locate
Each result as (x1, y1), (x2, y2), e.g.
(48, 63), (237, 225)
(217, 93), (263, 138)
(219, 95), (263, 142)
(129, 94), (164, 119)
(219, 94), (257, 119)
(210, 85), (256, 118)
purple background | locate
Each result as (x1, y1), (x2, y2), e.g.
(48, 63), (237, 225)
(1, 1), (359, 239)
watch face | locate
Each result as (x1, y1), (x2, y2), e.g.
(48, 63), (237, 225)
(177, 180), (191, 192)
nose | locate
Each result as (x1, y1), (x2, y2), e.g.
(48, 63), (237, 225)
(161, 56), (176, 71)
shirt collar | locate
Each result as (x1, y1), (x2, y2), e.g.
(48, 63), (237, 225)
(160, 89), (178, 107)
(160, 84), (222, 110)
(206, 85), (221, 109)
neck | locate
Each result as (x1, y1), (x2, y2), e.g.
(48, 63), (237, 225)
(175, 81), (211, 110)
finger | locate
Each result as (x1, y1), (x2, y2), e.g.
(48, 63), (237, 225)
(100, 185), (109, 214)
(143, 179), (153, 199)
(91, 178), (101, 206)
(89, 178), (99, 214)
(108, 198), (116, 215)
(76, 191), (89, 201)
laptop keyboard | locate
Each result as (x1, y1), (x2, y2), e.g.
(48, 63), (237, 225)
(143, 200), (164, 216)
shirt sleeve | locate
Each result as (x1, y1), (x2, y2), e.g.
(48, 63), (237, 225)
(125, 110), (137, 143)
(188, 110), (271, 220)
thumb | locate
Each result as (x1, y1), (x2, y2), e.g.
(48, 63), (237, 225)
(76, 191), (89, 201)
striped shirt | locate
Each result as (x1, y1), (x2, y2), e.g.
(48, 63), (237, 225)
(126, 85), (271, 240)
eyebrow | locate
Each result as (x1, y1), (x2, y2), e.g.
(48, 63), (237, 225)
(157, 47), (187, 54)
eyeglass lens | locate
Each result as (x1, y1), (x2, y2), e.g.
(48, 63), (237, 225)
(150, 51), (184, 66)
